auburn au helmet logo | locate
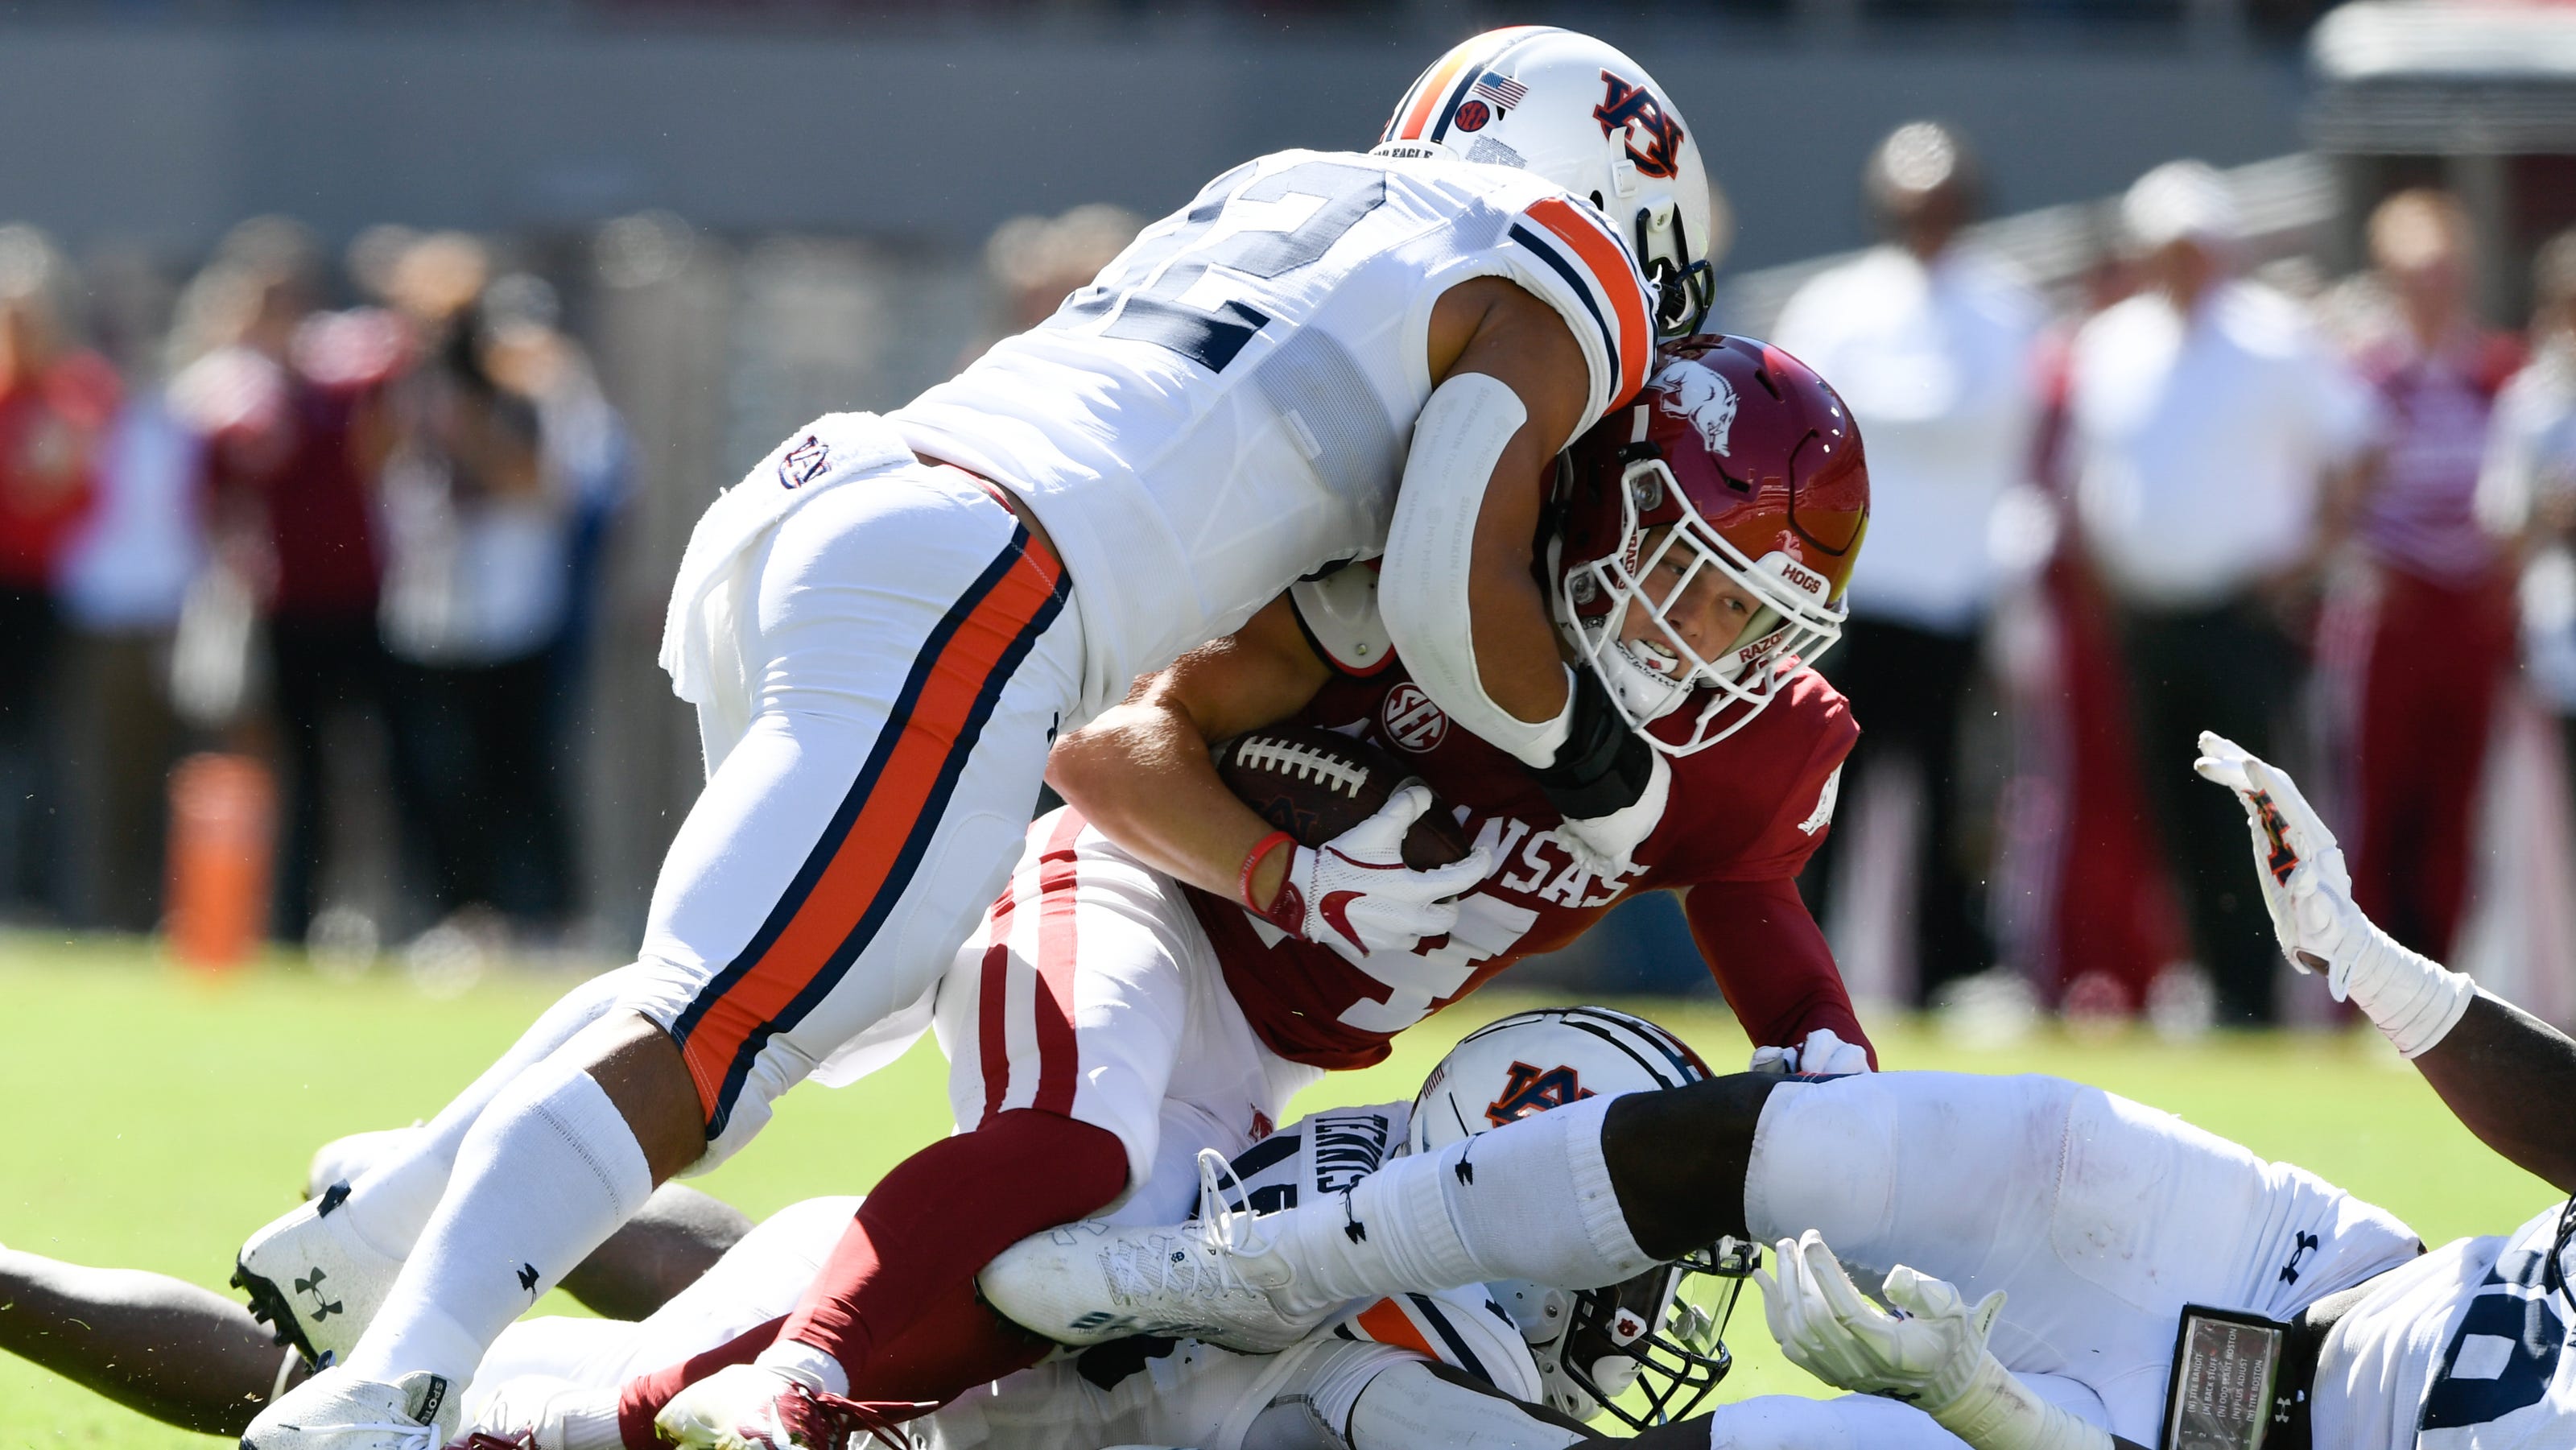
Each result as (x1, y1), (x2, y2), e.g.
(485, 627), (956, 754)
(1485, 1060), (1596, 1126)
(1591, 72), (1686, 180)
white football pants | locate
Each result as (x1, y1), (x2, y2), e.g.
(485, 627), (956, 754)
(1731, 1071), (2422, 1448)
(624, 458), (1084, 1167)
(933, 808), (1323, 1213)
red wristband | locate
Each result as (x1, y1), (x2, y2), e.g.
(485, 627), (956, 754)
(1240, 830), (1298, 916)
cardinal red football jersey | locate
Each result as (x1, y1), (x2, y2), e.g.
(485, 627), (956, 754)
(1191, 642), (1856, 1069)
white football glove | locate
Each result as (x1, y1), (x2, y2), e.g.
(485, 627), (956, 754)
(1263, 785), (1493, 967)
(2192, 731), (2474, 1056)
(1748, 1027), (1873, 1076)
(1557, 748), (1671, 878)
(1756, 1231), (2107, 1450)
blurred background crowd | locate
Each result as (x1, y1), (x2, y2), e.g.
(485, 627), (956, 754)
(2, 0), (2573, 1031)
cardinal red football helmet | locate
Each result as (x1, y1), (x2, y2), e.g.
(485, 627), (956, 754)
(1550, 335), (1869, 754)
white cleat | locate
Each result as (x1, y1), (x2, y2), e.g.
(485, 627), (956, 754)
(241, 1367), (459, 1450)
(234, 1183), (403, 1369)
(976, 1150), (1329, 1354)
(305, 1127), (422, 1202)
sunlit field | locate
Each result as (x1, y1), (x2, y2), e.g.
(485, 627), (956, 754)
(0, 937), (2554, 1445)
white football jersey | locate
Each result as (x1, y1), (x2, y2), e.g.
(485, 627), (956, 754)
(2312, 1201), (2575, 1449)
(895, 147), (1655, 719)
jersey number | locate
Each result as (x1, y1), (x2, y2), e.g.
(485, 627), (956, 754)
(2419, 1247), (2566, 1432)
(1054, 160), (1388, 373)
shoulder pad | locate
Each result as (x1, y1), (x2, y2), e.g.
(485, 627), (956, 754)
(1290, 561), (1395, 677)
(1502, 194), (1653, 415)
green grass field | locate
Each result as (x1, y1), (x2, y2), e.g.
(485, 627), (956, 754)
(0, 936), (2559, 1445)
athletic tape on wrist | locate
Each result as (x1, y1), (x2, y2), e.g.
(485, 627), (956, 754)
(2347, 925), (2477, 1058)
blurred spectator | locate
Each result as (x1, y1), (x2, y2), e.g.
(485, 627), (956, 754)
(1777, 121), (2042, 1000)
(168, 217), (407, 943)
(2064, 160), (2378, 1023)
(372, 233), (577, 931)
(478, 271), (632, 732)
(53, 249), (200, 932)
(2326, 191), (2522, 963)
(967, 203), (1143, 365)
(0, 226), (120, 919)
(2482, 230), (2576, 769)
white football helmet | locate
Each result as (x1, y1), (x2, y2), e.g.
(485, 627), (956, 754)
(1412, 1006), (1755, 1427)
(1375, 27), (1721, 341)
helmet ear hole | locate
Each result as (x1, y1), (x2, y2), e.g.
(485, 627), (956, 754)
(1590, 190), (1606, 211)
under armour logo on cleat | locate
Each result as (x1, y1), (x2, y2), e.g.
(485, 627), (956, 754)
(518, 1262), (540, 1295)
(295, 1270), (343, 1320)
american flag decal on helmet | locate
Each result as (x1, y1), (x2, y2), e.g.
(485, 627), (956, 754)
(1472, 72), (1528, 110)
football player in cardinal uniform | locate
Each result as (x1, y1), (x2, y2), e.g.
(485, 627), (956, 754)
(239, 29), (1743, 1450)
(627, 333), (1874, 1444)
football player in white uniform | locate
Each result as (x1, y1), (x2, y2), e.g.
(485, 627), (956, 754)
(237, 28), (1728, 1450)
(985, 737), (2576, 1450)
(4, 1011), (1765, 1450)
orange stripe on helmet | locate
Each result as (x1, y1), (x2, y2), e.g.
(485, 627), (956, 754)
(1391, 26), (1553, 143)
(1526, 194), (1653, 406)
(1394, 45), (1477, 142)
(1355, 1298), (1440, 1358)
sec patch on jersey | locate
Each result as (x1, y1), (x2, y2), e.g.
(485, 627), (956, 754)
(1216, 724), (1472, 868)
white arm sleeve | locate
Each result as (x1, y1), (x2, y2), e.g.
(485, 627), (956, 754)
(1380, 370), (1574, 770)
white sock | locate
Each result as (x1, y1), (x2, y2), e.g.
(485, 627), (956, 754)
(342, 1057), (653, 1386)
(337, 973), (631, 1262)
(1272, 1093), (1652, 1313)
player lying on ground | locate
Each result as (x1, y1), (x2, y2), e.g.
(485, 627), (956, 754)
(237, 29), (1742, 1449)
(638, 336), (1874, 1440)
(9, 1009), (1835, 1450)
(985, 733), (2576, 1448)
(0, 1140), (749, 1437)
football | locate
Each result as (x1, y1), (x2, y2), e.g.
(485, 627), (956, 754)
(1215, 723), (1474, 869)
